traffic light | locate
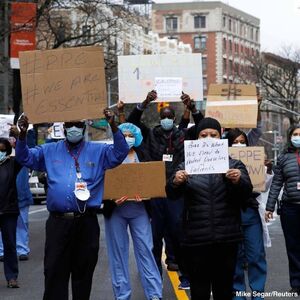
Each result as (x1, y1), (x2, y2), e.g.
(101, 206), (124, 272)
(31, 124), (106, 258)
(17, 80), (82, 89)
(157, 102), (169, 112)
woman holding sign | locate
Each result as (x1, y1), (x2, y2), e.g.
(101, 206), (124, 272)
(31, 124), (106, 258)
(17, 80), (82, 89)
(103, 122), (162, 300)
(166, 117), (253, 300)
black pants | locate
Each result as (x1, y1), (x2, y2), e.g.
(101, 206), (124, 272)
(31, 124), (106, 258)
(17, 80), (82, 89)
(0, 214), (18, 281)
(281, 202), (300, 289)
(184, 242), (238, 300)
(43, 214), (100, 300)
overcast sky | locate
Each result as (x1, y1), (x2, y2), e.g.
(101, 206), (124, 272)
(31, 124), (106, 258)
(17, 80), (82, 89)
(155, 0), (300, 54)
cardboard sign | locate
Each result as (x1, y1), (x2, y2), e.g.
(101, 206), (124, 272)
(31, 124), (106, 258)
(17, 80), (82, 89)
(19, 46), (107, 124)
(0, 115), (14, 138)
(104, 162), (166, 200)
(10, 3), (36, 69)
(155, 77), (182, 98)
(184, 139), (229, 174)
(205, 84), (258, 128)
(50, 122), (65, 139)
(229, 146), (265, 191)
(118, 54), (203, 103)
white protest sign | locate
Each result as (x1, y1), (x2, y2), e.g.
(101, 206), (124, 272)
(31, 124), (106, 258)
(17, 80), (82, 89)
(50, 122), (65, 139)
(184, 139), (229, 174)
(118, 54), (203, 103)
(0, 115), (14, 138)
(155, 77), (182, 98)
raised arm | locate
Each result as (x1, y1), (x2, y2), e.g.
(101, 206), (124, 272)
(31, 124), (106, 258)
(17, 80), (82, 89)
(15, 115), (46, 171)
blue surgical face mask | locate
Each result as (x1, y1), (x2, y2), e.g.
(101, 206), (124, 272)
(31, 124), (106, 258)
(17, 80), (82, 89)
(160, 118), (174, 131)
(291, 136), (300, 148)
(66, 126), (84, 143)
(0, 151), (7, 162)
(125, 137), (135, 149)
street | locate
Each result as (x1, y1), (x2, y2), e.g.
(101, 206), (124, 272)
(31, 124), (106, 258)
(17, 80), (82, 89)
(0, 205), (294, 300)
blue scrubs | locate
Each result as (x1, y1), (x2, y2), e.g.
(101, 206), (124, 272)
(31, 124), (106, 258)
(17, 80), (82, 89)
(104, 153), (162, 300)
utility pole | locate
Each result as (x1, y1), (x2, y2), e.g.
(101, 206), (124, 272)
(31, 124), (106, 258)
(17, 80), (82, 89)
(3, 1), (9, 112)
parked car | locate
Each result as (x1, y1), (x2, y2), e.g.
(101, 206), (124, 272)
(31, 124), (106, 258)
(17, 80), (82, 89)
(29, 171), (46, 204)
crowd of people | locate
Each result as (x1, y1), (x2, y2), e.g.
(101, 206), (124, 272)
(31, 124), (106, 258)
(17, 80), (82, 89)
(0, 90), (300, 300)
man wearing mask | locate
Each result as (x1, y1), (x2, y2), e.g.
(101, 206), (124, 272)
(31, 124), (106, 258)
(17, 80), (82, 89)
(15, 110), (129, 300)
(127, 91), (202, 288)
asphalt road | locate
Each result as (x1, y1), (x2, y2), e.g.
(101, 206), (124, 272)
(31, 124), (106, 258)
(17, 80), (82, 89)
(0, 206), (294, 300)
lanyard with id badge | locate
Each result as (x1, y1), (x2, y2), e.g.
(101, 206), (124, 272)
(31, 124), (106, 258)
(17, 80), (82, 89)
(66, 141), (90, 212)
(163, 133), (174, 162)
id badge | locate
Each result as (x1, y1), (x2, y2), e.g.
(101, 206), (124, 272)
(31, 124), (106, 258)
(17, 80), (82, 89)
(297, 182), (300, 190)
(163, 154), (173, 162)
(74, 181), (90, 201)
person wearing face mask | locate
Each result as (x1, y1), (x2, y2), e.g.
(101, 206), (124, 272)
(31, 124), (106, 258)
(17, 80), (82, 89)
(15, 110), (129, 300)
(127, 91), (203, 289)
(265, 125), (300, 296)
(102, 122), (162, 300)
(0, 137), (22, 288)
(166, 117), (253, 300)
(226, 128), (268, 300)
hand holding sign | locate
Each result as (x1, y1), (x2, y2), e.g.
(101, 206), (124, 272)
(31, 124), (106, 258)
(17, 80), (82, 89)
(17, 114), (29, 140)
(226, 169), (241, 184)
(173, 170), (189, 186)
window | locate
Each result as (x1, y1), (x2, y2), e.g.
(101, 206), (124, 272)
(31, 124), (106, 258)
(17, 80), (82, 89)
(235, 43), (239, 54)
(229, 19), (232, 31)
(255, 29), (259, 42)
(194, 36), (207, 50)
(223, 16), (226, 27)
(229, 40), (232, 52)
(194, 15), (206, 29)
(223, 58), (227, 73)
(203, 77), (207, 91)
(223, 38), (227, 52)
(166, 17), (178, 31)
(202, 57), (207, 72)
(250, 27), (254, 40)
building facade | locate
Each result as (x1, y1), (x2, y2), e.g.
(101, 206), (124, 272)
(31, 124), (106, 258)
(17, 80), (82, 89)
(152, 1), (260, 97)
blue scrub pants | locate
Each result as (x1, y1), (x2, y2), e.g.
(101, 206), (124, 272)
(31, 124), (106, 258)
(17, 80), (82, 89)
(281, 202), (300, 289)
(0, 206), (30, 256)
(233, 208), (267, 300)
(104, 202), (162, 300)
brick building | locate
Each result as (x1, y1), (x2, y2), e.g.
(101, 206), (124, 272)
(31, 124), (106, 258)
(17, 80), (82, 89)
(152, 1), (260, 97)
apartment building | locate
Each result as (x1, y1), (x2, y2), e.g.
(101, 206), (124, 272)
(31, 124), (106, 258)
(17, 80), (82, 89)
(152, 1), (260, 97)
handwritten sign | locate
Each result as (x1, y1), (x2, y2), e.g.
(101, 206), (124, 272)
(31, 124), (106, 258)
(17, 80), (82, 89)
(155, 77), (182, 98)
(184, 139), (229, 174)
(205, 84), (258, 128)
(118, 54), (203, 103)
(0, 115), (14, 138)
(19, 46), (107, 124)
(104, 161), (166, 200)
(229, 146), (265, 191)
(50, 122), (65, 139)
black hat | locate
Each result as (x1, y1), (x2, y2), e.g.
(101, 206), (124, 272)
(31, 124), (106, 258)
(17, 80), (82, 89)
(226, 128), (249, 146)
(196, 117), (222, 138)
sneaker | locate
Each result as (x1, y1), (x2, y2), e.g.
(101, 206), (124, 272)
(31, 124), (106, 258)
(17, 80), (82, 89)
(7, 279), (19, 288)
(178, 279), (190, 290)
(19, 254), (29, 261)
(167, 262), (179, 271)
(0, 256), (3, 262)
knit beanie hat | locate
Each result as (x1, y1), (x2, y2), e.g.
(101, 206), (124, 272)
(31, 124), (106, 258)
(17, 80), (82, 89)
(195, 117), (222, 138)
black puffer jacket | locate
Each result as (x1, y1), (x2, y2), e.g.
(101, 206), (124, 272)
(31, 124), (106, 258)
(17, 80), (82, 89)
(0, 157), (21, 214)
(266, 150), (300, 212)
(166, 159), (252, 247)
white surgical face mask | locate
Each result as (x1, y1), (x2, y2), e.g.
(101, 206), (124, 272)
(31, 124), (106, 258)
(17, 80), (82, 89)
(125, 137), (135, 149)
(291, 136), (300, 148)
(232, 143), (247, 147)
(66, 126), (84, 143)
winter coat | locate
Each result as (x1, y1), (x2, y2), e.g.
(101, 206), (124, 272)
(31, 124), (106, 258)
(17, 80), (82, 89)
(0, 157), (21, 214)
(266, 149), (300, 212)
(166, 159), (253, 247)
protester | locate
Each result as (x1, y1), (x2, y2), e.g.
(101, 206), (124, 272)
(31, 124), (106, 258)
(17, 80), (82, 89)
(128, 90), (203, 288)
(266, 125), (300, 295)
(15, 110), (129, 300)
(103, 122), (162, 300)
(166, 117), (253, 300)
(0, 137), (21, 288)
(226, 127), (268, 300)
